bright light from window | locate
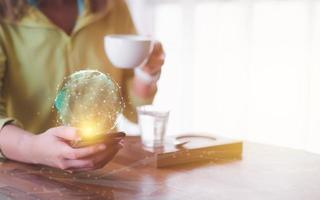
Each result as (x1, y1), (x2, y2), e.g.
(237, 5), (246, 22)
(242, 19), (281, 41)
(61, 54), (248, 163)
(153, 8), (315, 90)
(128, 0), (320, 153)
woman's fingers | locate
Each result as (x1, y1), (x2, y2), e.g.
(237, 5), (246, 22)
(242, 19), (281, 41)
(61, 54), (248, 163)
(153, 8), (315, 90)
(62, 143), (106, 159)
(65, 144), (122, 170)
(152, 41), (165, 57)
(52, 126), (80, 141)
(142, 41), (165, 75)
(64, 159), (96, 169)
(60, 132), (124, 160)
(91, 143), (123, 169)
(143, 58), (164, 75)
(54, 131), (125, 170)
(144, 58), (164, 73)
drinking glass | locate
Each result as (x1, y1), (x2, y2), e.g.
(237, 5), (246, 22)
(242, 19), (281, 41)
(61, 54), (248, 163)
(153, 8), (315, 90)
(137, 105), (169, 148)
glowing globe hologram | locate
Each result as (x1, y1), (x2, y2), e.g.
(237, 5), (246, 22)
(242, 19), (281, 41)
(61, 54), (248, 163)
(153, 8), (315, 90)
(54, 70), (124, 139)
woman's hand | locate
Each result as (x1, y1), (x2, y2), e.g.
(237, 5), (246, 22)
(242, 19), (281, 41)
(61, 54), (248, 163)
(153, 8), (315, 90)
(133, 41), (165, 98)
(141, 41), (165, 75)
(31, 126), (123, 171)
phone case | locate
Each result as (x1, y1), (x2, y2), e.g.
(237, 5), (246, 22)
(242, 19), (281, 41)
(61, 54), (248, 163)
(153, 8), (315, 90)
(71, 132), (126, 148)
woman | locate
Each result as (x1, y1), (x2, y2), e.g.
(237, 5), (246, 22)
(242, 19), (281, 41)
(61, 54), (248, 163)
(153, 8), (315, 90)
(0, 0), (165, 171)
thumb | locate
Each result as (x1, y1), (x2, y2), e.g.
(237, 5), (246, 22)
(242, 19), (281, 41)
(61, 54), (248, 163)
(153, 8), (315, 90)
(151, 41), (164, 57)
(53, 126), (80, 141)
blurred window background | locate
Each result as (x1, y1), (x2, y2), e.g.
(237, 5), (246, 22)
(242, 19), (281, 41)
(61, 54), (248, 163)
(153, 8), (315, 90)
(125, 0), (320, 153)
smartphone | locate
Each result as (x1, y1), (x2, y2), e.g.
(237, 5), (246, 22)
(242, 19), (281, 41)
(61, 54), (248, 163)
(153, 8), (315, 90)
(71, 132), (126, 148)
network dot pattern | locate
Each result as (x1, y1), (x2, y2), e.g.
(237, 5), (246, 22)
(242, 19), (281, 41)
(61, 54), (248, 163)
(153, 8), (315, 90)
(54, 70), (124, 138)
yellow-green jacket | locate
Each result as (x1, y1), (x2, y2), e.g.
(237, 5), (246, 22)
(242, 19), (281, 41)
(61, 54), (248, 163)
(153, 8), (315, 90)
(0, 0), (152, 136)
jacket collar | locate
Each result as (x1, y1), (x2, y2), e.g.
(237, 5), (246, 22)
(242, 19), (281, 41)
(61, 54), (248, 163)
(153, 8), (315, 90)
(3, 0), (114, 36)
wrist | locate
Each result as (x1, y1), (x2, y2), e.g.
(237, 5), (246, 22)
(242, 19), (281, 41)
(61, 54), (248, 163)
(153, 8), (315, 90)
(134, 67), (160, 85)
(133, 76), (157, 99)
(25, 134), (39, 164)
(0, 125), (37, 163)
(15, 129), (37, 164)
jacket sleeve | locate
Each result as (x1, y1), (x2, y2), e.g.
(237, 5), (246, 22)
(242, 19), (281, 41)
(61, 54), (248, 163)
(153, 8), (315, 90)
(0, 32), (22, 158)
(117, 1), (156, 123)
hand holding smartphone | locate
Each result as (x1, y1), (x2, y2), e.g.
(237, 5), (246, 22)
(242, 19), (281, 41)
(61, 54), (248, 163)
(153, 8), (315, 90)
(71, 132), (126, 148)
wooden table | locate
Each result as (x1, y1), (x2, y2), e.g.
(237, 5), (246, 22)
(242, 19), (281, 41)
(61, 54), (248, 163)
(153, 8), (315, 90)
(1, 136), (320, 200)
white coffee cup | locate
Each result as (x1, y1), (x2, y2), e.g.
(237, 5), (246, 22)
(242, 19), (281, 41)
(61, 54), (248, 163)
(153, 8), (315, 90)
(104, 35), (153, 69)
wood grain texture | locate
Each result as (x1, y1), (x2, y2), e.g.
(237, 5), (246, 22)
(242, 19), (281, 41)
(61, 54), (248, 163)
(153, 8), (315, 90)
(128, 137), (242, 168)
(1, 136), (320, 200)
